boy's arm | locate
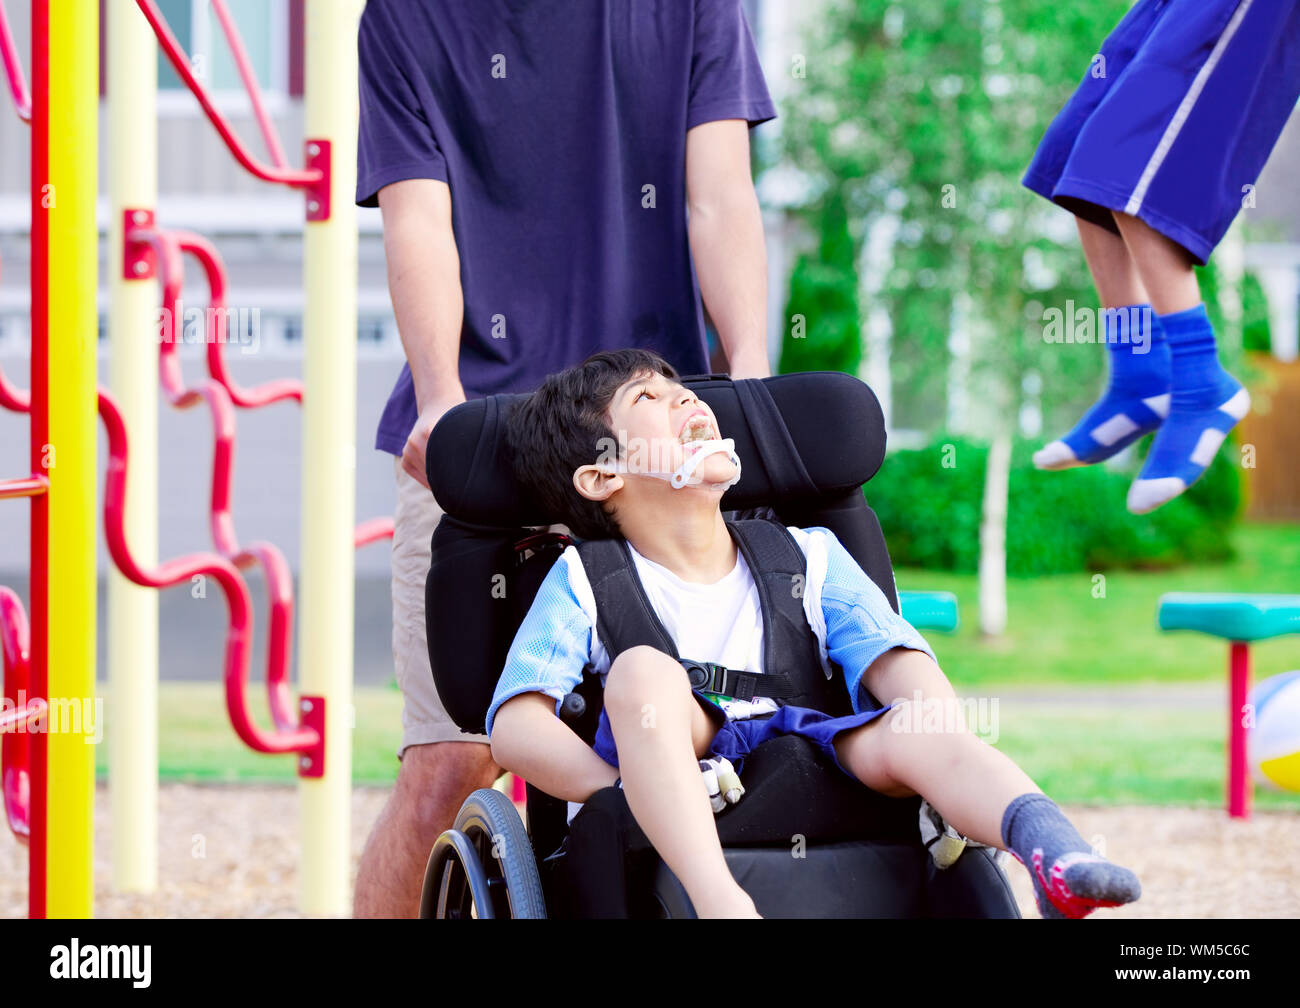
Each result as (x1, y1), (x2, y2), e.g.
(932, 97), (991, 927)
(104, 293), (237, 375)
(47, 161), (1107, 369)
(796, 527), (937, 712)
(487, 551), (614, 799)
(491, 693), (619, 803)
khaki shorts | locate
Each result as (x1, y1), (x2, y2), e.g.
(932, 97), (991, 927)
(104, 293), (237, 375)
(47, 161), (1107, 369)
(391, 456), (489, 756)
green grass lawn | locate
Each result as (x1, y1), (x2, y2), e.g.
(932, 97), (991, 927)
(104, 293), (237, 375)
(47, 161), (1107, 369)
(89, 522), (1300, 809)
(97, 680), (1300, 810)
(897, 522), (1300, 690)
(992, 702), (1300, 811)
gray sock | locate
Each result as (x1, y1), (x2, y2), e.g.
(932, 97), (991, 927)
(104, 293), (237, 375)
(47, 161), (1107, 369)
(1001, 793), (1141, 919)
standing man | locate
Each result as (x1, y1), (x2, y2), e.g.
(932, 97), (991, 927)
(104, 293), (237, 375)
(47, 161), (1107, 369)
(353, 0), (777, 917)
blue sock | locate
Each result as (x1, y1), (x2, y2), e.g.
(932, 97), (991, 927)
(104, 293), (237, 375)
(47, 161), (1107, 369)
(1127, 304), (1249, 514)
(1001, 793), (1141, 919)
(1034, 304), (1170, 470)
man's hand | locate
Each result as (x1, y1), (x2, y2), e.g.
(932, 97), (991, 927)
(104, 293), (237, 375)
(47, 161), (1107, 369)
(726, 349), (772, 381)
(403, 387), (467, 491)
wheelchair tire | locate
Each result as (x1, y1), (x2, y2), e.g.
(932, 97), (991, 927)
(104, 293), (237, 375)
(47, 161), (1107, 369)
(420, 787), (546, 919)
(423, 827), (496, 919)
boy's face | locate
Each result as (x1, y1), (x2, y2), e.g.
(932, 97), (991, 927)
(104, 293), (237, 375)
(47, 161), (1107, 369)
(576, 370), (738, 501)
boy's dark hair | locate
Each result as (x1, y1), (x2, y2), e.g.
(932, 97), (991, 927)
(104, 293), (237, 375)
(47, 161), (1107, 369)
(506, 348), (679, 540)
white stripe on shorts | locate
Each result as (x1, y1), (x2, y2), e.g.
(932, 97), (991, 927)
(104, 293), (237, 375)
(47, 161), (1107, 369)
(1124, 0), (1254, 217)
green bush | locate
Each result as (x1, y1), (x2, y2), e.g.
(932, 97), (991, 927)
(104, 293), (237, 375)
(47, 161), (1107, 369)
(779, 194), (862, 376)
(866, 434), (1241, 574)
(1241, 270), (1272, 354)
(780, 254), (862, 376)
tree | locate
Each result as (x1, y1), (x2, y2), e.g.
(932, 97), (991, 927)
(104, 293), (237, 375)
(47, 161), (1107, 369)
(778, 0), (1142, 634)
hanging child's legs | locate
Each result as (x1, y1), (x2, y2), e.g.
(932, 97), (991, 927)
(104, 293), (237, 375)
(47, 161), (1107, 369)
(835, 647), (1140, 918)
(1078, 215), (1148, 309)
(1033, 217), (1171, 472)
(602, 645), (760, 919)
(1112, 211), (1250, 513)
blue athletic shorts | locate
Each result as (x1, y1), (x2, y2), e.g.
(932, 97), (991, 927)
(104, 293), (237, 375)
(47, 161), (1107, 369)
(592, 690), (891, 779)
(1023, 0), (1300, 264)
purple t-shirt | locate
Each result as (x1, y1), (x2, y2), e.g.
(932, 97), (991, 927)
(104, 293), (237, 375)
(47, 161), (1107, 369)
(356, 0), (776, 455)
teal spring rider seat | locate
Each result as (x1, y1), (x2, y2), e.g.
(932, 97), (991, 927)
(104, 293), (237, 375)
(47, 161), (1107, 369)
(899, 591), (959, 634)
(1157, 593), (1300, 818)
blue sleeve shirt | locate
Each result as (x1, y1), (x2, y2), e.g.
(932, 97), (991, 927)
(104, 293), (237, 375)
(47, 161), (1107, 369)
(486, 527), (935, 735)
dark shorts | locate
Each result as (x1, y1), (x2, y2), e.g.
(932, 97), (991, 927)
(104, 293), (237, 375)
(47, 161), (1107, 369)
(593, 690), (892, 780)
(1022, 0), (1300, 264)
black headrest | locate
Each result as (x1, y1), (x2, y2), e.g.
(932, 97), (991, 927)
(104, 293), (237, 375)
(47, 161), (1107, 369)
(426, 371), (887, 528)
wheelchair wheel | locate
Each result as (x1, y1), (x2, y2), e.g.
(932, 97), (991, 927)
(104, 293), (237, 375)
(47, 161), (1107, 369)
(420, 787), (547, 919)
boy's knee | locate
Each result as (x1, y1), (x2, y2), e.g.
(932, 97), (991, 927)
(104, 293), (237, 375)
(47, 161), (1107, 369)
(605, 646), (686, 717)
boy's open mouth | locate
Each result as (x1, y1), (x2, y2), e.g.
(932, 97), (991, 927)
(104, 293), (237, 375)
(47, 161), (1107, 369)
(679, 414), (716, 446)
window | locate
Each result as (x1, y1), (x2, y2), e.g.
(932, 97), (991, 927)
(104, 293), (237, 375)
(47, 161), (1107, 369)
(157, 0), (289, 108)
(100, 0), (303, 107)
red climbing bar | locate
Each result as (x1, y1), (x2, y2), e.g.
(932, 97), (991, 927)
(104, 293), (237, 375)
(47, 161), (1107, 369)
(134, 0), (320, 190)
(210, 0), (288, 170)
(0, 0), (31, 122)
(99, 391), (319, 756)
(1, 587), (39, 841)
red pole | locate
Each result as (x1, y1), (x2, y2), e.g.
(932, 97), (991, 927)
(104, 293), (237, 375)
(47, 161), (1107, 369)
(1228, 641), (1251, 819)
(28, 0), (50, 920)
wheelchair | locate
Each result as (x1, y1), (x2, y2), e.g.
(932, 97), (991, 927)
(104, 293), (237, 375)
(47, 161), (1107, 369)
(418, 371), (1021, 919)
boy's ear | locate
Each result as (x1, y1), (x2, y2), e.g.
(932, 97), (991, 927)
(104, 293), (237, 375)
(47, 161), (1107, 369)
(573, 463), (623, 503)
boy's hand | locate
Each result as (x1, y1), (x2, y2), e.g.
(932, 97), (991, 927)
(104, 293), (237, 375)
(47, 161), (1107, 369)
(404, 387), (466, 491)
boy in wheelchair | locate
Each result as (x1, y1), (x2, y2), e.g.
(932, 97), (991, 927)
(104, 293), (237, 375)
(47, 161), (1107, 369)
(487, 349), (1140, 919)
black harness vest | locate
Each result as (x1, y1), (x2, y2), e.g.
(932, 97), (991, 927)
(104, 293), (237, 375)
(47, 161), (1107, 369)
(575, 519), (856, 718)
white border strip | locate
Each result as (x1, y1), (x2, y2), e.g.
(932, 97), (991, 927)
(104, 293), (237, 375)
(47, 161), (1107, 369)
(1124, 0), (1254, 216)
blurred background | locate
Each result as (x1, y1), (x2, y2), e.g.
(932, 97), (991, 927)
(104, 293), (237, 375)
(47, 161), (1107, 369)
(0, 0), (1296, 805)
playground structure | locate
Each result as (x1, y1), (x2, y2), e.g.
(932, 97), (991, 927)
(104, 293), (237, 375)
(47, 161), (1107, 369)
(1157, 592), (1300, 819)
(0, 0), (374, 917)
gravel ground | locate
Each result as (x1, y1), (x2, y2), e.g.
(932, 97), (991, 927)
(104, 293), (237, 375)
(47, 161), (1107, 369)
(2, 783), (1297, 918)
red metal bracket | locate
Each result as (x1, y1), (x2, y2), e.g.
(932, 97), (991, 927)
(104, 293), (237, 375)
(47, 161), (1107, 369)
(123, 208), (157, 280)
(297, 695), (326, 778)
(304, 140), (331, 222)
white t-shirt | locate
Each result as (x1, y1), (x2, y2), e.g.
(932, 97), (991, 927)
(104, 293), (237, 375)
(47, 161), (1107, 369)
(627, 544), (777, 720)
(486, 526), (936, 736)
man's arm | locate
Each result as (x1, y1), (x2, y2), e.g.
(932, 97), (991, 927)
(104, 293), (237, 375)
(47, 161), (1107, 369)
(377, 178), (465, 488)
(491, 693), (620, 803)
(685, 118), (771, 380)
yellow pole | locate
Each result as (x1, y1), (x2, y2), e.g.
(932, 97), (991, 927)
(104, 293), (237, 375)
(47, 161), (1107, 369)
(300, 0), (363, 915)
(42, 0), (98, 917)
(107, 0), (159, 894)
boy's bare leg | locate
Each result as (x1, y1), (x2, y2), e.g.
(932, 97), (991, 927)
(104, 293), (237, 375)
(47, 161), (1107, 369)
(835, 648), (1036, 846)
(603, 645), (760, 918)
(1076, 216), (1149, 310)
(1112, 212), (1201, 315)
(836, 647), (1139, 917)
